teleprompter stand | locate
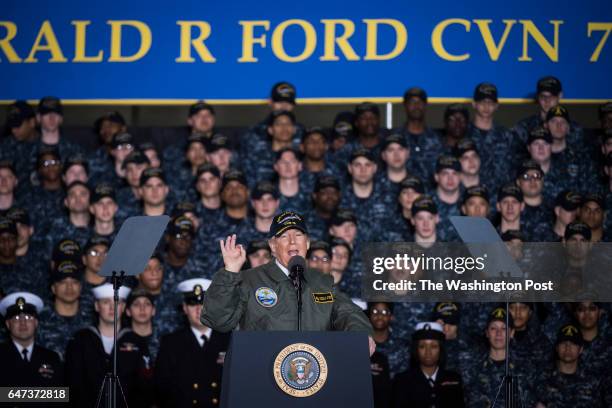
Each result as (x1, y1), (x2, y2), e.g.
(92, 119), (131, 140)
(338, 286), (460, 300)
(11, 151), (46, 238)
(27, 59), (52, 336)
(95, 215), (170, 408)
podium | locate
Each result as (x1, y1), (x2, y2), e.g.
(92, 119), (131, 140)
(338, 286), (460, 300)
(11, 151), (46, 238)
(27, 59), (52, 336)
(220, 331), (374, 408)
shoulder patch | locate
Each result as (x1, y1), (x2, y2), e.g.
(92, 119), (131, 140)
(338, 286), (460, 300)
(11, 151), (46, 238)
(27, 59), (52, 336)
(312, 292), (334, 304)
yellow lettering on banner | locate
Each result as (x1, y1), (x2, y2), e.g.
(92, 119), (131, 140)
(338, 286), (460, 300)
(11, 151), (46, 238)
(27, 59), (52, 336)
(518, 20), (563, 62)
(587, 22), (612, 62)
(107, 20), (152, 62)
(473, 19), (516, 61)
(320, 19), (359, 61)
(363, 19), (407, 61)
(72, 21), (103, 62)
(0, 21), (22, 62)
(431, 18), (470, 61)
(24, 21), (67, 63)
(176, 21), (216, 62)
(238, 20), (270, 62)
(271, 19), (316, 62)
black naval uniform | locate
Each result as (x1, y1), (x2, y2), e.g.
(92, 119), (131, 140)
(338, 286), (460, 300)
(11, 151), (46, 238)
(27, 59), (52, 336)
(392, 367), (465, 408)
(154, 328), (230, 408)
(64, 326), (151, 408)
(0, 341), (64, 387)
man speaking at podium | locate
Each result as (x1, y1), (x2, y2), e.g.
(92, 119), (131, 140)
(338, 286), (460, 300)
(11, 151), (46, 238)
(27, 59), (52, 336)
(201, 210), (375, 355)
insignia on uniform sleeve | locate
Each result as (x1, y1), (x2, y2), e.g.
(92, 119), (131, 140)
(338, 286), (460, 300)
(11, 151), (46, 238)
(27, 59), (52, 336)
(312, 292), (334, 304)
(255, 287), (278, 307)
(274, 343), (328, 397)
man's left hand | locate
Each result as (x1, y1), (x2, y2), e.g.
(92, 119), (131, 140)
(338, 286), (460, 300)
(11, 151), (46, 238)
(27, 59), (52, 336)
(368, 336), (376, 356)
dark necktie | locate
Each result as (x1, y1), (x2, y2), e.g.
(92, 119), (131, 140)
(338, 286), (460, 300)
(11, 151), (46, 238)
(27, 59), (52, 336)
(21, 348), (29, 362)
(428, 377), (435, 388)
(201, 334), (207, 348)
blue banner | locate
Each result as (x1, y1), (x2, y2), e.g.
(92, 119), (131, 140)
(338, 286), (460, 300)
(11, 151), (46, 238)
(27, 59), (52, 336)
(2, 0), (611, 102)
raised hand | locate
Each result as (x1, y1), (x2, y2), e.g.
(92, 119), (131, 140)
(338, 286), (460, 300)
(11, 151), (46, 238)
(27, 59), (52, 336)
(219, 234), (247, 273)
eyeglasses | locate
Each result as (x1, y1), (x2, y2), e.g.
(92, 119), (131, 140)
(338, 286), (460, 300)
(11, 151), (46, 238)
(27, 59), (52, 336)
(42, 159), (60, 167)
(308, 255), (330, 263)
(370, 309), (391, 316)
(88, 249), (107, 257)
(174, 233), (192, 240)
(520, 173), (543, 181)
(12, 314), (35, 321)
(116, 144), (133, 151)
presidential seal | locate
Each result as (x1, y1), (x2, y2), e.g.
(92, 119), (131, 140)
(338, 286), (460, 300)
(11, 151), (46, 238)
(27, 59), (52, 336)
(273, 343), (328, 397)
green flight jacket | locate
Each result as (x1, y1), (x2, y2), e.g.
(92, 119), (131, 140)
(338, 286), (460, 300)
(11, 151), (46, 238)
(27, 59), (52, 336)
(200, 261), (373, 334)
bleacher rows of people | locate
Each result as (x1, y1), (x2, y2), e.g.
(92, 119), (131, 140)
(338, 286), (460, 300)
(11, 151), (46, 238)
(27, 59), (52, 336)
(0, 77), (611, 407)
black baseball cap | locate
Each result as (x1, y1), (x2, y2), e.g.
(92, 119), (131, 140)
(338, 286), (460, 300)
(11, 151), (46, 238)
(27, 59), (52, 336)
(186, 133), (209, 149)
(221, 168), (247, 190)
(189, 101), (215, 117)
(517, 160), (544, 178)
(399, 175), (425, 194)
(271, 82), (296, 104)
(454, 138), (478, 158)
(354, 102), (380, 118)
(196, 163), (221, 180)
(314, 174), (340, 192)
(269, 211), (308, 238)
(51, 259), (83, 284)
(556, 323), (583, 346)
(528, 127), (552, 145)
(63, 153), (89, 175)
(546, 105), (570, 123)
(436, 155), (461, 173)
(473, 82), (498, 102)
(411, 195), (438, 216)
(207, 133), (231, 153)
(167, 215), (195, 238)
(330, 237), (353, 256)
(444, 104), (469, 122)
(91, 183), (116, 203)
(564, 221), (591, 241)
(252, 180), (279, 200)
(6, 207), (30, 226)
(171, 201), (196, 218)
(581, 192), (604, 209)
(403, 87), (427, 103)
(84, 235), (110, 252)
(302, 127), (329, 144)
(246, 239), (271, 256)
(497, 183), (523, 202)
(38, 96), (63, 115)
(555, 191), (582, 212)
(6, 101), (35, 128)
(537, 76), (562, 96)
(433, 302), (460, 325)
(332, 112), (355, 139)
(487, 306), (514, 327)
(462, 185), (489, 205)
(331, 208), (357, 226)
(52, 238), (82, 262)
(122, 149), (150, 169)
(94, 111), (126, 134)
(111, 132), (134, 149)
(382, 133), (407, 150)
(350, 147), (375, 163)
(139, 167), (166, 187)
(126, 288), (155, 308)
(307, 240), (332, 259)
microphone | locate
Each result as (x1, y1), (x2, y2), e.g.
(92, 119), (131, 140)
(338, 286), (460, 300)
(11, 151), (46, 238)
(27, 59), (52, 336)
(288, 255), (306, 331)
(288, 255), (306, 286)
